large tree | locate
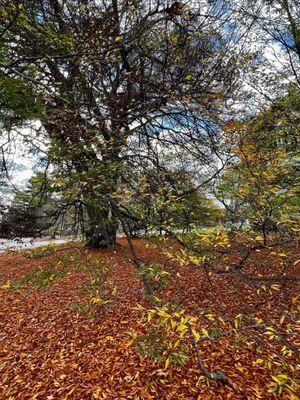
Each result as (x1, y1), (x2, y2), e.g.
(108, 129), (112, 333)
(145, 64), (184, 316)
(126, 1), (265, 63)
(0, 0), (237, 247)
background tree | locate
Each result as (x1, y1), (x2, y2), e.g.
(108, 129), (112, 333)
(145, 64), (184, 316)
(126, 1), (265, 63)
(120, 165), (223, 236)
(215, 88), (299, 243)
(0, 71), (43, 226)
(0, 172), (52, 237)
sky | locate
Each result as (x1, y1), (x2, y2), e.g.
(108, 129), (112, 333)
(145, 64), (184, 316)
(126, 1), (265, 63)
(1, 122), (45, 192)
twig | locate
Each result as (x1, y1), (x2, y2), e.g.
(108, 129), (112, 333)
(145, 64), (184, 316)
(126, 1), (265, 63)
(190, 329), (228, 383)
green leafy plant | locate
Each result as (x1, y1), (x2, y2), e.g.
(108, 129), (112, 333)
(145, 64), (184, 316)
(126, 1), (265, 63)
(137, 263), (171, 291)
(133, 305), (193, 368)
(70, 297), (109, 318)
(72, 255), (117, 316)
(12, 261), (68, 289)
(24, 243), (56, 259)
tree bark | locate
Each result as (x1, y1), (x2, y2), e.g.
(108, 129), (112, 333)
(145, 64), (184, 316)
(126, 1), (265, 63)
(85, 202), (118, 248)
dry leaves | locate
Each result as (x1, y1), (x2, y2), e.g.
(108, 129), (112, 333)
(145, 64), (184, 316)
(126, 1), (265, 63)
(0, 239), (299, 399)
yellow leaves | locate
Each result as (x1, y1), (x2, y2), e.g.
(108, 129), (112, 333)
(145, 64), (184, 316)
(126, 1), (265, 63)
(156, 308), (171, 319)
(90, 297), (101, 304)
(169, 34), (178, 44)
(205, 313), (215, 321)
(264, 326), (277, 340)
(90, 297), (108, 305)
(254, 317), (264, 324)
(201, 327), (209, 337)
(170, 319), (177, 330)
(271, 284), (280, 291)
(255, 235), (264, 242)
(235, 363), (245, 373)
(135, 303), (144, 311)
(281, 345), (293, 357)
(188, 254), (200, 265)
(191, 329), (200, 341)
(1, 281), (11, 289)
(271, 374), (289, 385)
(188, 315), (198, 325)
(256, 358), (264, 364)
(177, 324), (188, 333)
(165, 357), (171, 369)
(92, 387), (102, 399)
(92, 184), (102, 190)
(280, 315), (285, 325)
(111, 286), (118, 296)
(287, 393), (299, 400)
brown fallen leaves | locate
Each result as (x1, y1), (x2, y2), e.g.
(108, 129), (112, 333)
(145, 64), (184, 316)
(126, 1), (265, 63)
(0, 239), (299, 399)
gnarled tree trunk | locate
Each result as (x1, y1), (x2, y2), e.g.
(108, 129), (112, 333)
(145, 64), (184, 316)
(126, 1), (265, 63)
(85, 202), (118, 248)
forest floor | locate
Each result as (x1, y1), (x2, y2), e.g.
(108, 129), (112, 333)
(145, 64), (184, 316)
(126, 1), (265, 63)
(0, 238), (299, 400)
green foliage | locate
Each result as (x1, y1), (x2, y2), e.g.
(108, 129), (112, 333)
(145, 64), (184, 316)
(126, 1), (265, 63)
(0, 75), (42, 129)
(71, 254), (117, 317)
(10, 252), (81, 290)
(12, 261), (68, 290)
(164, 228), (230, 270)
(120, 168), (223, 236)
(76, 259), (108, 295)
(70, 296), (109, 319)
(24, 243), (56, 259)
(0, 172), (54, 238)
(133, 305), (195, 368)
(137, 263), (170, 291)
